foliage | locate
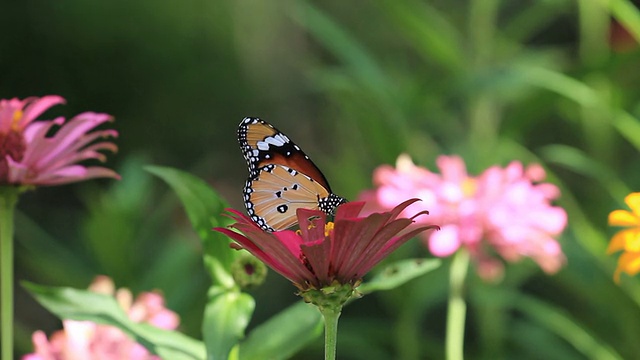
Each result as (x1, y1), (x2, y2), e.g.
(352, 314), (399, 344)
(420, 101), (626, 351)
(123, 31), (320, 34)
(8, 0), (640, 358)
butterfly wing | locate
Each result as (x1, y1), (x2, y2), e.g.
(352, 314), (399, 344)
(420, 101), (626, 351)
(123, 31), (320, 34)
(244, 164), (332, 231)
(238, 117), (347, 231)
(238, 117), (333, 191)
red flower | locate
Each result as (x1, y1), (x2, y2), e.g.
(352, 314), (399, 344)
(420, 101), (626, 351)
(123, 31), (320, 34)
(214, 199), (438, 291)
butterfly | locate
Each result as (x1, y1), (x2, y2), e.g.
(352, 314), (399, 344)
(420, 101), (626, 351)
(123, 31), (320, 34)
(238, 117), (347, 231)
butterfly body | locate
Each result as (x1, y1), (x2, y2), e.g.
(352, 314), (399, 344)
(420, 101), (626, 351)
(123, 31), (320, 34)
(238, 117), (347, 231)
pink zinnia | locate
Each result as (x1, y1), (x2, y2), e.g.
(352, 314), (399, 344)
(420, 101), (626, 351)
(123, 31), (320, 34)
(23, 276), (179, 360)
(0, 96), (119, 186)
(360, 154), (567, 280)
(214, 199), (438, 292)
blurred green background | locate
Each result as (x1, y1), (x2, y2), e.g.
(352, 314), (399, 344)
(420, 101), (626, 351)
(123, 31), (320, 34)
(5, 0), (640, 358)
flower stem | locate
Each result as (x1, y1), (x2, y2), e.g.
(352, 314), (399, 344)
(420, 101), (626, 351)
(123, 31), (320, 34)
(319, 306), (342, 360)
(396, 302), (421, 360)
(446, 249), (470, 360)
(0, 187), (19, 360)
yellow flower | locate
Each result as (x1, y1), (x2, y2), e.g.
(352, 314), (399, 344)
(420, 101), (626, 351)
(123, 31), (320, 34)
(608, 192), (640, 282)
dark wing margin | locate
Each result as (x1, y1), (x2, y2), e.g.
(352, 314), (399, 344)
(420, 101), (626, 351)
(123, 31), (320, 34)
(237, 117), (333, 191)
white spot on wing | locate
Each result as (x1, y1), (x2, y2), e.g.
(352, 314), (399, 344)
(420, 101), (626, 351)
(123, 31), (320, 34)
(265, 136), (285, 146)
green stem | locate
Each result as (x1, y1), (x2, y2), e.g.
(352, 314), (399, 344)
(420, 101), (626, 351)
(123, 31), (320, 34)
(0, 187), (19, 360)
(396, 302), (420, 360)
(320, 306), (341, 360)
(467, 0), (500, 157)
(446, 249), (470, 360)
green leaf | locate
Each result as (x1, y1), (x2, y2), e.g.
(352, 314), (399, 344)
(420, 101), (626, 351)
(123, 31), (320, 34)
(512, 292), (624, 360)
(358, 258), (442, 294)
(23, 282), (205, 360)
(379, 0), (464, 71)
(82, 156), (158, 284)
(511, 65), (600, 106)
(146, 167), (258, 359)
(203, 286), (255, 360)
(540, 144), (631, 202)
(239, 301), (323, 360)
(15, 210), (94, 285)
(145, 165), (236, 287)
(512, 65), (640, 152)
(596, 0), (640, 43)
(502, 0), (571, 43)
(292, 1), (391, 101)
(611, 111), (640, 153)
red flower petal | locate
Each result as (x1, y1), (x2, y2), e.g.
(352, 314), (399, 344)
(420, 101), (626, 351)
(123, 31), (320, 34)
(342, 218), (414, 278)
(300, 239), (332, 287)
(214, 210), (315, 284)
(296, 208), (327, 242)
(215, 198), (437, 290)
(335, 201), (366, 221)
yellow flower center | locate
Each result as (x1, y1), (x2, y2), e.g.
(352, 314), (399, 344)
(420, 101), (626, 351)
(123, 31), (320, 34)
(11, 110), (23, 131)
(462, 178), (477, 197)
(296, 221), (335, 237)
(324, 222), (334, 237)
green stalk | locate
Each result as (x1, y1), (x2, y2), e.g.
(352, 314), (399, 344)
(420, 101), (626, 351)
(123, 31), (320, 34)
(577, 0), (614, 165)
(446, 249), (470, 360)
(319, 306), (341, 360)
(0, 187), (19, 360)
(396, 302), (421, 360)
(467, 0), (500, 158)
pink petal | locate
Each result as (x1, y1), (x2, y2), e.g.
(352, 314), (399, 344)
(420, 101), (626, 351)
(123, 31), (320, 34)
(22, 117), (66, 144)
(21, 355), (43, 360)
(525, 163), (546, 182)
(19, 96), (66, 129)
(504, 161), (524, 181)
(6, 156), (29, 183)
(29, 113), (113, 166)
(437, 155), (468, 182)
(530, 207), (567, 234)
(27, 165), (109, 184)
(30, 131), (118, 171)
(29, 331), (56, 360)
(149, 310), (180, 330)
(376, 186), (411, 208)
(428, 225), (461, 257)
(372, 164), (399, 186)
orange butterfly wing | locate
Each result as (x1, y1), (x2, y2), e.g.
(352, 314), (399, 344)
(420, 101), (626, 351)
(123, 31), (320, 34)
(238, 117), (347, 231)
(244, 164), (330, 231)
(238, 118), (332, 191)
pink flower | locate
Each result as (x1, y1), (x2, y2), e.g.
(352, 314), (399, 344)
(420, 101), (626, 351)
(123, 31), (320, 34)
(0, 96), (119, 186)
(214, 199), (438, 291)
(23, 276), (179, 360)
(359, 154), (567, 280)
